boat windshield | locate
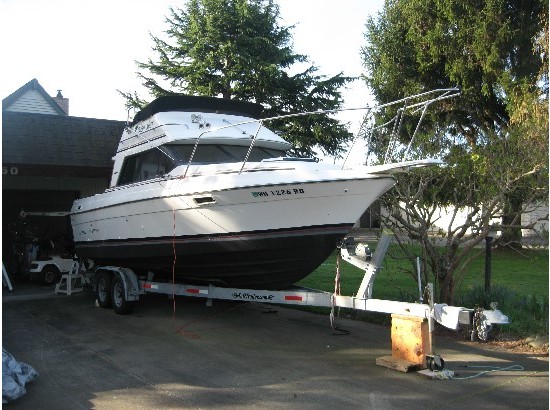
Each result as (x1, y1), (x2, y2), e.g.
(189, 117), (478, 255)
(117, 143), (287, 186)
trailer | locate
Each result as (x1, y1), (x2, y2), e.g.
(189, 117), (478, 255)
(55, 232), (509, 372)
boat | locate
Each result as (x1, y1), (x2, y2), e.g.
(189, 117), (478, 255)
(70, 90), (455, 289)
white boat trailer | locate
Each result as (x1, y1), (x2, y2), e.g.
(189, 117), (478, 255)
(55, 232), (509, 373)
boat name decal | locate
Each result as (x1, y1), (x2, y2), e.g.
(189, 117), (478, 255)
(126, 119), (155, 135)
(252, 188), (305, 198)
(232, 292), (274, 301)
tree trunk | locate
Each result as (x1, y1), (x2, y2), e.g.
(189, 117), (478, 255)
(437, 272), (454, 306)
(500, 193), (523, 249)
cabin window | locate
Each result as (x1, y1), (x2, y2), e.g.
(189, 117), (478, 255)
(116, 144), (287, 186)
(167, 144), (286, 164)
(221, 145), (285, 162)
(171, 145), (231, 164)
(117, 148), (175, 186)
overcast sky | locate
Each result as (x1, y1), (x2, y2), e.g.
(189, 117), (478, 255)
(1, 0), (384, 163)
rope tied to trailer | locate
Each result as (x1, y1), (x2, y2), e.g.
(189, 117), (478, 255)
(330, 252), (350, 336)
(334, 252), (341, 296)
(434, 364), (525, 380)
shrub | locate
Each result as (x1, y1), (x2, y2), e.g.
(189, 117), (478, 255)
(456, 285), (549, 336)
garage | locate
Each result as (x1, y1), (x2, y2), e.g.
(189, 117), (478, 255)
(2, 79), (125, 280)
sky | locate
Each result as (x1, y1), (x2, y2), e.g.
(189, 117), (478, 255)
(1, 0), (384, 163)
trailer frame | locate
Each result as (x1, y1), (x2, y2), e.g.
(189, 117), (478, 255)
(55, 232), (509, 371)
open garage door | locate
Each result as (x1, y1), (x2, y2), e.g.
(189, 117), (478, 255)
(2, 189), (79, 276)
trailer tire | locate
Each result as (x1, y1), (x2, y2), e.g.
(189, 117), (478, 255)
(96, 271), (112, 308)
(111, 275), (135, 315)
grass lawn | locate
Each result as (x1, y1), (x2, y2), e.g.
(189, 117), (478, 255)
(297, 243), (548, 336)
(459, 247), (548, 297)
(299, 245), (548, 300)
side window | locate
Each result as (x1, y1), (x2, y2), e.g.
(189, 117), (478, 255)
(117, 149), (174, 186)
(118, 156), (138, 185)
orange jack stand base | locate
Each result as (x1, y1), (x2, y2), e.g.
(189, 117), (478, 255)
(376, 314), (431, 373)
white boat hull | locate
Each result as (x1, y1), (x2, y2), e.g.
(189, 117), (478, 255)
(71, 171), (395, 288)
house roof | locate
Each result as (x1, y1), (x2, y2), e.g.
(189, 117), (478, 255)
(2, 78), (68, 115)
(2, 111), (126, 168)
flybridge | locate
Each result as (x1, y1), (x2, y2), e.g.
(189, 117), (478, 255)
(123, 88), (461, 171)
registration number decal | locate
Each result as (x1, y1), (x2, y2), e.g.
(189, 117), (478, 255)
(251, 187), (305, 198)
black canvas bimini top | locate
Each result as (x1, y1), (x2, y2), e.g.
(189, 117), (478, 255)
(131, 95), (263, 125)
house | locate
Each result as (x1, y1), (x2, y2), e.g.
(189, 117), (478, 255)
(2, 79), (126, 276)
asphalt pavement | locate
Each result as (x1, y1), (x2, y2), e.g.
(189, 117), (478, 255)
(2, 284), (548, 409)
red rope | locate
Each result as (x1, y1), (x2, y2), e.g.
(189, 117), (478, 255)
(172, 202), (177, 329)
(169, 198), (245, 339)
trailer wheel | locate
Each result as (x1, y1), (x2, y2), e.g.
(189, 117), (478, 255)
(111, 275), (134, 315)
(40, 265), (59, 286)
(96, 271), (112, 308)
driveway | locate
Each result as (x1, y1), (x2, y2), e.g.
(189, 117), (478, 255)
(2, 290), (548, 409)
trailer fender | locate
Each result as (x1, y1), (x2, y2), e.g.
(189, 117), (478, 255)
(111, 267), (143, 302)
(94, 266), (143, 303)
